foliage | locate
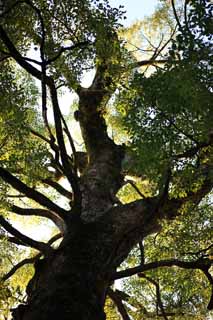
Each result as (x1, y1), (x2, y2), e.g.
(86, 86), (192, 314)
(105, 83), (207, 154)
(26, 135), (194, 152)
(120, 197), (212, 319)
(115, 0), (213, 191)
(0, 0), (212, 319)
(112, 0), (213, 318)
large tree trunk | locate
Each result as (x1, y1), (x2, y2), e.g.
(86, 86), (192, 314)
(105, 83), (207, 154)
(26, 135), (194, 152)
(11, 81), (162, 320)
(12, 196), (160, 320)
(13, 224), (112, 320)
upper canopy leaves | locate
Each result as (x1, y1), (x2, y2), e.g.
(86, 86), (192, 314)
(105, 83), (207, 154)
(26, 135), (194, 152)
(115, 0), (213, 195)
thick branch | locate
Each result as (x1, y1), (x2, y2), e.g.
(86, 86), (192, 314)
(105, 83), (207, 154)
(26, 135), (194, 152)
(112, 257), (212, 280)
(42, 178), (72, 199)
(0, 215), (52, 255)
(11, 205), (66, 234)
(0, 25), (42, 80)
(0, 167), (68, 220)
(48, 81), (81, 210)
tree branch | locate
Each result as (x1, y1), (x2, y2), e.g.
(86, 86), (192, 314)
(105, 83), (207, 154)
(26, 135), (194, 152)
(11, 205), (66, 234)
(125, 180), (147, 199)
(138, 274), (168, 320)
(108, 288), (148, 315)
(0, 234), (30, 247)
(0, 25), (43, 81)
(174, 141), (212, 159)
(108, 288), (131, 320)
(42, 178), (72, 200)
(3, 255), (40, 281)
(112, 257), (212, 280)
(0, 215), (52, 255)
(48, 80), (81, 210)
(202, 269), (213, 310)
(131, 59), (169, 69)
(30, 129), (61, 166)
(46, 41), (90, 64)
(0, 167), (68, 220)
(2, 233), (61, 281)
(171, 0), (183, 33)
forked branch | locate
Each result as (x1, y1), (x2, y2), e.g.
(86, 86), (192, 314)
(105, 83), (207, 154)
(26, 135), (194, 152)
(138, 273), (168, 320)
(2, 233), (62, 281)
(0, 167), (68, 220)
(0, 215), (52, 255)
(11, 205), (66, 234)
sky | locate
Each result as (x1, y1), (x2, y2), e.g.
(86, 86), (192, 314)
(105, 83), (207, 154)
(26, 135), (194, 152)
(108, 0), (158, 25)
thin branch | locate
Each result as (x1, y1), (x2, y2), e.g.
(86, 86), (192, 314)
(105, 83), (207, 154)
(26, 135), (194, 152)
(11, 205), (66, 234)
(132, 59), (169, 69)
(46, 41), (90, 64)
(112, 257), (212, 280)
(138, 274), (168, 320)
(182, 244), (213, 257)
(48, 80), (81, 210)
(151, 26), (177, 61)
(139, 241), (145, 265)
(30, 129), (60, 165)
(0, 215), (52, 255)
(0, 25), (43, 81)
(171, 0), (183, 32)
(0, 166), (68, 219)
(2, 233), (61, 281)
(174, 141), (211, 160)
(108, 288), (131, 320)
(159, 110), (199, 144)
(42, 178), (72, 199)
(151, 34), (165, 61)
(0, 54), (10, 62)
(32, 0), (56, 146)
(2, 255), (40, 281)
(60, 113), (77, 174)
(125, 180), (146, 199)
(108, 288), (148, 315)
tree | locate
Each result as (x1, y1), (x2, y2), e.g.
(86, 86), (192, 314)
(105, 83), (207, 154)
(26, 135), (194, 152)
(0, 0), (212, 319)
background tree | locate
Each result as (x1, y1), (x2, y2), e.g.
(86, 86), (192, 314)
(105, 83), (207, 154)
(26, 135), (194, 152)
(0, 0), (212, 319)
